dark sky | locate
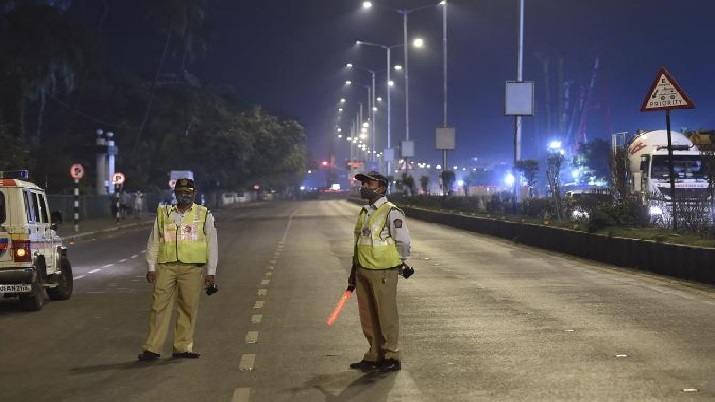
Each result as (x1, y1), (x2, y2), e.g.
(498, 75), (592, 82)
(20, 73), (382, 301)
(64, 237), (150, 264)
(73, 0), (715, 169)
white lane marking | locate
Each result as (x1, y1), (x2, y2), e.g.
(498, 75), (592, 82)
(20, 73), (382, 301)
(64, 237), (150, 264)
(102, 264), (114, 268)
(131, 254), (139, 259)
(267, 266), (274, 271)
(269, 259), (276, 265)
(245, 331), (259, 344)
(239, 354), (255, 371)
(88, 269), (101, 274)
(73, 275), (85, 280)
(260, 279), (270, 285)
(119, 258), (128, 263)
(231, 388), (251, 402)
(265, 272), (272, 277)
(253, 301), (264, 309)
(141, 250), (146, 254)
(251, 314), (262, 324)
(257, 289), (267, 296)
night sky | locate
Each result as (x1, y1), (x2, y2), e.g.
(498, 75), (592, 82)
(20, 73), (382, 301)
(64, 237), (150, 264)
(73, 0), (715, 170)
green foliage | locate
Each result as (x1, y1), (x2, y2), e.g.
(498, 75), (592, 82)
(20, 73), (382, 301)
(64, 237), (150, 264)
(440, 170), (456, 196)
(419, 175), (429, 194)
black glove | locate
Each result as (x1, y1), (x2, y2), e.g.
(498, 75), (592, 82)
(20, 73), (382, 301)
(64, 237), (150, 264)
(400, 263), (415, 279)
(347, 264), (357, 292)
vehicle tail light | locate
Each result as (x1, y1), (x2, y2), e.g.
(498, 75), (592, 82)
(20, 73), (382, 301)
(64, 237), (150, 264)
(12, 239), (31, 263)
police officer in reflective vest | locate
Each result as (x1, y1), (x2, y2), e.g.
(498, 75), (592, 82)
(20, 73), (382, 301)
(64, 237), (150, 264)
(138, 178), (218, 361)
(348, 171), (411, 372)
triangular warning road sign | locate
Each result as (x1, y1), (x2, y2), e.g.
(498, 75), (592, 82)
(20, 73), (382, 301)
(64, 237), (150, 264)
(641, 67), (695, 112)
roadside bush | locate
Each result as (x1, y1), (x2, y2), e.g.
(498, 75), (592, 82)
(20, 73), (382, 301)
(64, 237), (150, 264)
(522, 197), (555, 219)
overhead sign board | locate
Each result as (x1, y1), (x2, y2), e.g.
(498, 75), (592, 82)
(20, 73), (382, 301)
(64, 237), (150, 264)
(70, 163), (84, 180)
(640, 68), (695, 112)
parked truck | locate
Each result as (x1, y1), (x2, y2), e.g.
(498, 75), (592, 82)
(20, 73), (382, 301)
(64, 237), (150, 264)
(624, 129), (709, 218)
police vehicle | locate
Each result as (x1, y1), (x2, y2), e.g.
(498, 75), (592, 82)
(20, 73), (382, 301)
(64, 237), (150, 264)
(0, 170), (73, 311)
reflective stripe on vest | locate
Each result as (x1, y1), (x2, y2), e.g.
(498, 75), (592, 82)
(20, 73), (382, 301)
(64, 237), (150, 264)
(156, 205), (208, 264)
(354, 202), (402, 269)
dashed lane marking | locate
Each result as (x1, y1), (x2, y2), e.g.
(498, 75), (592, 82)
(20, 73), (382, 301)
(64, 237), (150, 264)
(245, 331), (259, 344)
(231, 388), (251, 402)
(102, 264), (114, 268)
(88, 269), (101, 274)
(119, 258), (128, 263)
(258, 289), (267, 296)
(253, 301), (264, 309)
(260, 279), (270, 285)
(251, 314), (262, 323)
(239, 354), (255, 371)
(73, 275), (85, 280)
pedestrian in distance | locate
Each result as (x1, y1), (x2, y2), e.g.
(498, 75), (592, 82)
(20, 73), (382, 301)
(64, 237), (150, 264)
(348, 171), (411, 372)
(133, 190), (144, 219)
(138, 178), (219, 361)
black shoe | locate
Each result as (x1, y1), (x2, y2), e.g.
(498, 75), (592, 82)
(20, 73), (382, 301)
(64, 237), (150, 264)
(349, 360), (378, 371)
(172, 352), (201, 359)
(137, 350), (160, 361)
(379, 358), (401, 372)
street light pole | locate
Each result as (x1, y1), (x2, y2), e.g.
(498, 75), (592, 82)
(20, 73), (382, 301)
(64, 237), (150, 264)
(356, 40), (404, 176)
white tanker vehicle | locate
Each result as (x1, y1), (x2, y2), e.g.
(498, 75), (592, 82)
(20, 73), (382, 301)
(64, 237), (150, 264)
(625, 129), (709, 217)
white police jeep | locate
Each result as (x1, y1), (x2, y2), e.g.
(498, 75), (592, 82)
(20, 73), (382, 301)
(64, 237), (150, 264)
(0, 170), (73, 311)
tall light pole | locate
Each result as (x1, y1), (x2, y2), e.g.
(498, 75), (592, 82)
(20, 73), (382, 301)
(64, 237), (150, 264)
(346, 63), (377, 165)
(363, 1), (440, 169)
(356, 40), (404, 176)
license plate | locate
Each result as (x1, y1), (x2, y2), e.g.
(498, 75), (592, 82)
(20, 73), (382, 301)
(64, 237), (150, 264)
(0, 284), (32, 293)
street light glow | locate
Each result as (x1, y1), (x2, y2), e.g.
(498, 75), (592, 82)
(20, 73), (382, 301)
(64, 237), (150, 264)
(346, 63), (353, 68)
(362, 1), (372, 9)
(394, 65), (402, 71)
(413, 38), (424, 48)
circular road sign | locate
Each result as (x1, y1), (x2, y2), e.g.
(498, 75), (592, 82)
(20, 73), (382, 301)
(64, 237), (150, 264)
(111, 172), (126, 185)
(168, 179), (177, 189)
(70, 163), (85, 180)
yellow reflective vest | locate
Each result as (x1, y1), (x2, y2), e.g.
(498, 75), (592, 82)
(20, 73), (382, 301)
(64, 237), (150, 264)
(156, 204), (209, 264)
(354, 201), (402, 269)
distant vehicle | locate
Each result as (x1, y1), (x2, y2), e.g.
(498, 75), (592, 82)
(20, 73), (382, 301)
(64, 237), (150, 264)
(623, 130), (708, 219)
(0, 170), (73, 311)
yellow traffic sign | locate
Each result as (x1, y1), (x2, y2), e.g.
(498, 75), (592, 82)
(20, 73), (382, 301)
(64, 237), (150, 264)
(640, 67), (694, 112)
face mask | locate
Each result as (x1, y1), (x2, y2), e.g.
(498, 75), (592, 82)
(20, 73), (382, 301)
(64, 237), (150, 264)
(360, 187), (382, 200)
(176, 193), (194, 206)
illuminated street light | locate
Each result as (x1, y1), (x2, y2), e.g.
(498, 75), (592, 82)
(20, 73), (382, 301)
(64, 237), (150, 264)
(356, 39), (405, 175)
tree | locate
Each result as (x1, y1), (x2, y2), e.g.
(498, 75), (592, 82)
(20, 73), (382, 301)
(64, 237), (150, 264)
(440, 170), (455, 197)
(515, 159), (539, 198)
(574, 138), (611, 185)
(0, 3), (95, 142)
(420, 175), (429, 194)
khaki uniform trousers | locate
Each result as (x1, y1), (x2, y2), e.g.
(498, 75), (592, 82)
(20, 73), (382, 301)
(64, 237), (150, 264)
(355, 266), (400, 362)
(142, 262), (203, 354)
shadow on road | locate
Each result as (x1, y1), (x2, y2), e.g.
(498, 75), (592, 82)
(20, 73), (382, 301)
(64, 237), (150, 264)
(70, 358), (182, 375)
(299, 370), (397, 401)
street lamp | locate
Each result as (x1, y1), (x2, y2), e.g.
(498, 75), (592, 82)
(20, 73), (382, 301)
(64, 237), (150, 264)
(356, 40), (404, 175)
(362, 1), (442, 166)
(346, 63), (377, 164)
(344, 79), (374, 162)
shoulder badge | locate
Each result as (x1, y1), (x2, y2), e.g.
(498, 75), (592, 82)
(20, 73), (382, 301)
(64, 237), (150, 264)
(393, 219), (403, 228)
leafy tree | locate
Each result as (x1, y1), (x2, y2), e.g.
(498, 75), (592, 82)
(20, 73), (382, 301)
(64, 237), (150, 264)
(0, 3), (95, 141)
(420, 175), (429, 194)
(515, 159), (539, 198)
(440, 170), (455, 196)
(574, 138), (611, 184)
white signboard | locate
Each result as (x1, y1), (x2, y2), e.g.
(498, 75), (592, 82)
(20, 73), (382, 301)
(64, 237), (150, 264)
(505, 81), (534, 116)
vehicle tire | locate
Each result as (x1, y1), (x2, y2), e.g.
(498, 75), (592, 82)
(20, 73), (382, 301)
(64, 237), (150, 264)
(19, 270), (45, 311)
(47, 257), (73, 301)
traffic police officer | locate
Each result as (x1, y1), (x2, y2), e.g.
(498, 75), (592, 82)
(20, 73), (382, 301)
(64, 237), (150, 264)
(348, 171), (411, 372)
(138, 178), (218, 361)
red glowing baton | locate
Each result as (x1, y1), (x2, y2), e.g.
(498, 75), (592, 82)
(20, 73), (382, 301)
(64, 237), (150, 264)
(326, 290), (353, 326)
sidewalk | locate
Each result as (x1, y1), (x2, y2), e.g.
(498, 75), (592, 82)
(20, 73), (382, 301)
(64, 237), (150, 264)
(60, 214), (156, 241)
